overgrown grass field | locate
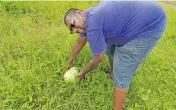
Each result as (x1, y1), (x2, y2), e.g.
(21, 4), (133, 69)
(0, 1), (175, 110)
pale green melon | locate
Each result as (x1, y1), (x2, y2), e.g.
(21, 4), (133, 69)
(64, 67), (78, 83)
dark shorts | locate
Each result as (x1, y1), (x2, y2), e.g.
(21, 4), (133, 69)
(104, 32), (164, 88)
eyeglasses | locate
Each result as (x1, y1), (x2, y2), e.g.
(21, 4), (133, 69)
(70, 20), (75, 34)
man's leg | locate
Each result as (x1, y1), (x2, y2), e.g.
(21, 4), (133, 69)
(114, 87), (128, 110)
(109, 57), (113, 71)
(112, 44), (136, 110)
(113, 31), (164, 110)
(107, 57), (113, 79)
(104, 45), (115, 79)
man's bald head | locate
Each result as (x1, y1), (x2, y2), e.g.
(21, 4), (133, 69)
(64, 8), (79, 25)
(64, 8), (86, 34)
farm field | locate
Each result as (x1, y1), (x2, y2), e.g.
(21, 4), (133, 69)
(0, 1), (176, 110)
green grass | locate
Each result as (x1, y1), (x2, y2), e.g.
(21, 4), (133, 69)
(0, 1), (175, 110)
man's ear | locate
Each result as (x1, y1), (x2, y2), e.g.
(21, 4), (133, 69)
(76, 10), (84, 17)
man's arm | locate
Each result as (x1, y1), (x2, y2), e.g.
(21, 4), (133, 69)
(78, 52), (104, 79)
(66, 37), (87, 68)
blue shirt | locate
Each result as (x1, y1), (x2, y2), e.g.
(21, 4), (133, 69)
(80, 1), (166, 56)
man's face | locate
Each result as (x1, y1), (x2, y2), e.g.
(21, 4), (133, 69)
(66, 11), (86, 34)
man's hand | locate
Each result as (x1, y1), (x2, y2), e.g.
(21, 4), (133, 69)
(77, 71), (85, 80)
(64, 63), (72, 69)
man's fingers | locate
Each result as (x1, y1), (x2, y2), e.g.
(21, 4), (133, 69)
(64, 64), (72, 69)
(64, 64), (70, 69)
(77, 72), (85, 80)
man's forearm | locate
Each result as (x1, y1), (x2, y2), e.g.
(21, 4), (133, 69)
(81, 58), (100, 74)
(68, 45), (82, 64)
(68, 37), (87, 64)
(80, 52), (104, 75)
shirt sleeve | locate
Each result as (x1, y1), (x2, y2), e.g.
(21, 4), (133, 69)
(87, 29), (107, 56)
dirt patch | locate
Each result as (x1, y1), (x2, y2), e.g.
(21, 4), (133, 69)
(159, 1), (176, 9)
(162, 1), (176, 6)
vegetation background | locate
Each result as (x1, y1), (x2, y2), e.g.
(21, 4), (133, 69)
(0, 1), (175, 110)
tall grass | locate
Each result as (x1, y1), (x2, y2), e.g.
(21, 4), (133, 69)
(0, 1), (175, 110)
